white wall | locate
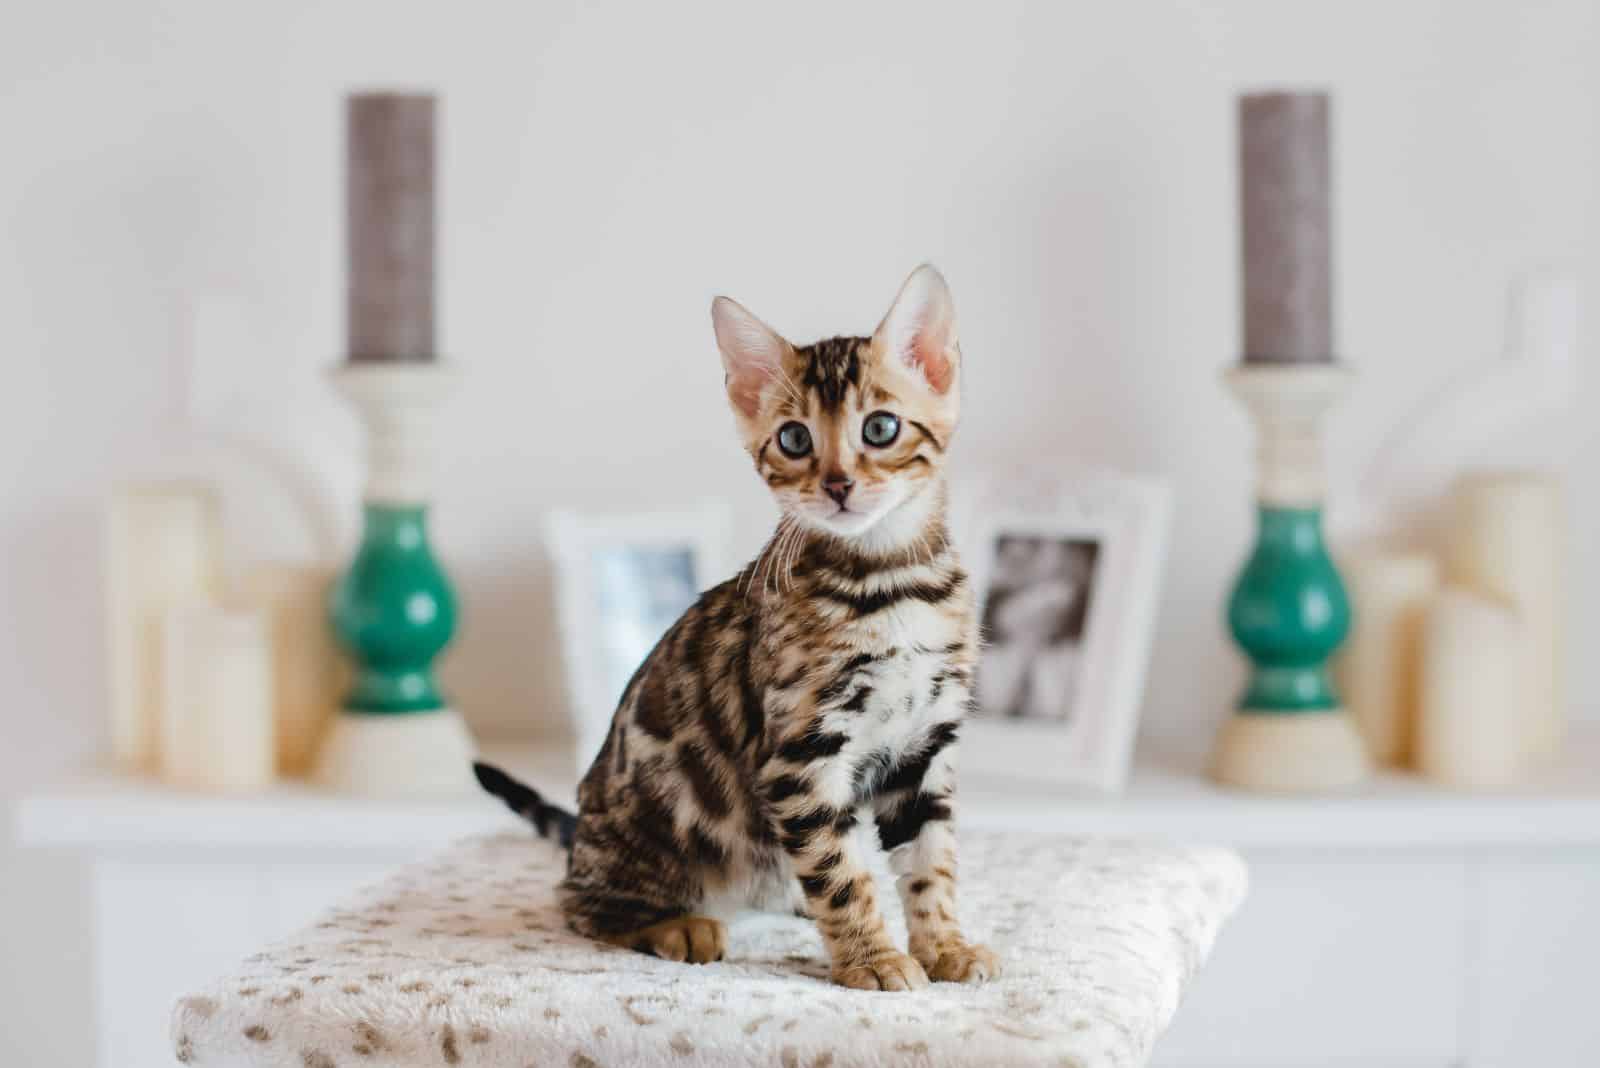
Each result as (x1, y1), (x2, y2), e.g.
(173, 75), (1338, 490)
(3, 1), (1596, 1063)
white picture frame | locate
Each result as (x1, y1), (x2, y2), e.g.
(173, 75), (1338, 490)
(956, 470), (1172, 792)
(544, 503), (731, 774)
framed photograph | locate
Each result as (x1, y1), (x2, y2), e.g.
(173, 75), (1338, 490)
(957, 470), (1172, 792)
(545, 504), (731, 773)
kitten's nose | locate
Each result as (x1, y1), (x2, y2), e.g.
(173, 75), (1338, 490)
(822, 476), (855, 506)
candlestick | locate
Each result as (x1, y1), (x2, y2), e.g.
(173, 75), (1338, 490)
(1240, 91), (1333, 363)
(1213, 365), (1369, 791)
(160, 603), (275, 792)
(105, 484), (223, 772)
(347, 92), (435, 362)
(1415, 589), (1524, 786)
(317, 90), (473, 796)
(311, 364), (475, 795)
(1335, 550), (1439, 766)
(1444, 472), (1564, 761)
(1216, 89), (1364, 791)
(232, 563), (342, 777)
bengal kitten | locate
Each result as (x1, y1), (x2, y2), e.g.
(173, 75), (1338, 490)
(477, 265), (997, 991)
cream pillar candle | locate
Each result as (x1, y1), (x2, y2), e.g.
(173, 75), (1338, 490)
(232, 564), (341, 776)
(1444, 472), (1564, 760)
(160, 604), (276, 791)
(1415, 589), (1524, 787)
(1335, 551), (1439, 766)
(105, 484), (223, 772)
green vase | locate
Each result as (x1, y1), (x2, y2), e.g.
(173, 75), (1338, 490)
(330, 503), (458, 714)
(1227, 505), (1351, 713)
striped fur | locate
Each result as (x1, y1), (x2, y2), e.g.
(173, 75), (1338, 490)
(492, 266), (996, 990)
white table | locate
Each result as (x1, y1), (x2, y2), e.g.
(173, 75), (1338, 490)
(19, 732), (1600, 1068)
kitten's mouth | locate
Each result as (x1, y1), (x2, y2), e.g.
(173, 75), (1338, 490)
(792, 484), (912, 539)
(810, 502), (882, 536)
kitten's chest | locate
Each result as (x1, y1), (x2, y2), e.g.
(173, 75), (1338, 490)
(845, 585), (972, 658)
(828, 600), (974, 749)
(851, 653), (946, 749)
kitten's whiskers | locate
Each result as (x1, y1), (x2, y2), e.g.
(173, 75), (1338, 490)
(752, 515), (798, 599)
(780, 521), (805, 593)
(776, 520), (801, 595)
(744, 517), (787, 599)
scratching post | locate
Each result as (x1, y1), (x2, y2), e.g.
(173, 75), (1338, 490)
(1213, 365), (1369, 790)
(312, 364), (475, 796)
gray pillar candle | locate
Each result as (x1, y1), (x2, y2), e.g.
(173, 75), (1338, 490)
(1239, 91), (1333, 363)
(347, 93), (436, 362)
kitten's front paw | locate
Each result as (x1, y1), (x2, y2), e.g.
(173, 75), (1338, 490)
(921, 942), (1000, 984)
(832, 949), (930, 992)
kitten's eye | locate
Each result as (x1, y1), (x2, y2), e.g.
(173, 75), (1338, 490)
(862, 411), (901, 447)
(776, 421), (812, 458)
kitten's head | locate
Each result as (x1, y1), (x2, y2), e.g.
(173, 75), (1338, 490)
(711, 265), (961, 542)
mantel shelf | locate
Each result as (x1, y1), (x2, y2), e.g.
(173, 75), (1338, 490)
(17, 727), (1600, 855)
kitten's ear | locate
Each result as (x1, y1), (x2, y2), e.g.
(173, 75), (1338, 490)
(875, 264), (958, 394)
(712, 296), (791, 421)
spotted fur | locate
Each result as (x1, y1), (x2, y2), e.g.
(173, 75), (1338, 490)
(478, 265), (997, 991)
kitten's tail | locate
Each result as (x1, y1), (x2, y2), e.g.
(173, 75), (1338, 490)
(472, 762), (578, 850)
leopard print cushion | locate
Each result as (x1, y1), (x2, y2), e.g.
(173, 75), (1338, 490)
(172, 832), (1245, 1068)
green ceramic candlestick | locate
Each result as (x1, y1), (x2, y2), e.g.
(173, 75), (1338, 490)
(1212, 365), (1370, 790)
(1228, 505), (1350, 712)
(331, 503), (457, 713)
(312, 364), (477, 796)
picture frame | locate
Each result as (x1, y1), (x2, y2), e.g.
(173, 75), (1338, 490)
(544, 503), (732, 774)
(955, 469), (1172, 792)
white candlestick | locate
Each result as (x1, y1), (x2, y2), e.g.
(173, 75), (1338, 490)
(1213, 364), (1369, 792)
(313, 363), (476, 797)
(1444, 472), (1564, 760)
(105, 485), (222, 772)
(1335, 551), (1439, 766)
(1226, 364), (1350, 505)
(232, 564), (341, 777)
(1415, 588), (1524, 786)
(160, 604), (275, 791)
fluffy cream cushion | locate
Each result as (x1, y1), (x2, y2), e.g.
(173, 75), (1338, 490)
(172, 831), (1245, 1067)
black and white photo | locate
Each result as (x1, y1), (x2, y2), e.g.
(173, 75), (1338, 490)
(978, 535), (1101, 721)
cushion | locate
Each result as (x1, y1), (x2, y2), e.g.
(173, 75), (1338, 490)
(171, 831), (1246, 1068)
